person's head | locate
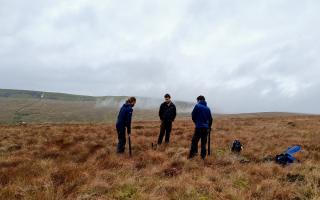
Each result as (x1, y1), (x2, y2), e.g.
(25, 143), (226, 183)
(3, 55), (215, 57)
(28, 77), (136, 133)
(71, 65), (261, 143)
(164, 94), (171, 103)
(127, 97), (136, 107)
(196, 95), (205, 102)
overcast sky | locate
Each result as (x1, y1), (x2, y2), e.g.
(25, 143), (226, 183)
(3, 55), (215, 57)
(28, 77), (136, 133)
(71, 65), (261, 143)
(1, 0), (319, 113)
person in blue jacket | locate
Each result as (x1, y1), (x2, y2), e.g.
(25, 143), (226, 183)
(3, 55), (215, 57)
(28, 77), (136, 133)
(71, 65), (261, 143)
(188, 95), (213, 159)
(116, 97), (136, 153)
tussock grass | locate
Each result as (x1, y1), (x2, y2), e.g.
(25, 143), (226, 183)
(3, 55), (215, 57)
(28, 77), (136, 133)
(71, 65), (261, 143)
(0, 115), (320, 199)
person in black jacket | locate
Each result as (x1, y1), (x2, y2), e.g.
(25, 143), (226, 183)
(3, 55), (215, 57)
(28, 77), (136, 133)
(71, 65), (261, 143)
(188, 95), (213, 159)
(116, 97), (136, 153)
(158, 94), (176, 145)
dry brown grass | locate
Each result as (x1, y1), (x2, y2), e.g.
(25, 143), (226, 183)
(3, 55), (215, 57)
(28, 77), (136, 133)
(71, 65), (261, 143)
(0, 115), (320, 200)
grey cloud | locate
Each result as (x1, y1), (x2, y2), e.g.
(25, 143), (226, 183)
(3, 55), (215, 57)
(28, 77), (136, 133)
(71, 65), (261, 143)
(1, 0), (320, 113)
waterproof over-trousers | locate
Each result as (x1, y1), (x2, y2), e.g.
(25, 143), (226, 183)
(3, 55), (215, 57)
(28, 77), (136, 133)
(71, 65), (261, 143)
(189, 128), (209, 159)
(157, 121), (172, 144)
(117, 127), (126, 153)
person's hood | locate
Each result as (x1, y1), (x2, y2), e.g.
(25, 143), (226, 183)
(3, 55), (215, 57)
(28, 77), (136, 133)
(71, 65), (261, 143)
(123, 103), (132, 108)
(198, 100), (207, 106)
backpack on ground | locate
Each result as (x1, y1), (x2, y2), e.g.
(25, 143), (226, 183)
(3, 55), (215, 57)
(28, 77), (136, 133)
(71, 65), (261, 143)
(231, 140), (243, 153)
(275, 145), (301, 165)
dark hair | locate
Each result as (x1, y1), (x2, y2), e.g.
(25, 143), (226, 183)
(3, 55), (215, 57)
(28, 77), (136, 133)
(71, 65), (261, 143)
(127, 97), (136, 104)
(164, 94), (171, 98)
(197, 95), (205, 101)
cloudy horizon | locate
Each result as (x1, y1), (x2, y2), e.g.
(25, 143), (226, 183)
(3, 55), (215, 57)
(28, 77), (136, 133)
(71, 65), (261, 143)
(1, 0), (319, 114)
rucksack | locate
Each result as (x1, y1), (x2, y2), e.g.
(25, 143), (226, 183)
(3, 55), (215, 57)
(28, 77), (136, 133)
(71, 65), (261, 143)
(275, 153), (295, 165)
(231, 140), (243, 153)
(275, 145), (301, 165)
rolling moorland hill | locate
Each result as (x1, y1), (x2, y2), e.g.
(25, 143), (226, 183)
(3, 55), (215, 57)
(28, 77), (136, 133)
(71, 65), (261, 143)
(1, 89), (319, 199)
(0, 89), (194, 124)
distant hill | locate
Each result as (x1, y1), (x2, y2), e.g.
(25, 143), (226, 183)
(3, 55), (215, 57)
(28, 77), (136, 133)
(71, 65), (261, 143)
(217, 112), (310, 118)
(0, 89), (194, 124)
(1, 89), (312, 124)
(0, 88), (117, 101)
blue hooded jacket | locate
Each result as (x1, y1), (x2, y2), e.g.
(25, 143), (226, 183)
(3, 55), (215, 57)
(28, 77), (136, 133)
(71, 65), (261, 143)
(192, 100), (213, 129)
(116, 103), (133, 133)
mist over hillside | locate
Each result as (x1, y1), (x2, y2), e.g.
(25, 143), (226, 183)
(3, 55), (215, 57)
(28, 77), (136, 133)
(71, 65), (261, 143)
(0, 89), (194, 124)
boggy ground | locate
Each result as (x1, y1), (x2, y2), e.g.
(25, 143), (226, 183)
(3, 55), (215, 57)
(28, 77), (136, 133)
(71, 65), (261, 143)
(0, 115), (320, 200)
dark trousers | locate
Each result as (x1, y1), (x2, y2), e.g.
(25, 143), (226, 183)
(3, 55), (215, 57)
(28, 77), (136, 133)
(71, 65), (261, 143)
(158, 121), (172, 144)
(189, 128), (209, 159)
(117, 127), (126, 153)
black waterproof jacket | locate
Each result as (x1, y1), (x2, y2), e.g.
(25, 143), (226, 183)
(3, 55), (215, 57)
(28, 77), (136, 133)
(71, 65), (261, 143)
(159, 102), (176, 122)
